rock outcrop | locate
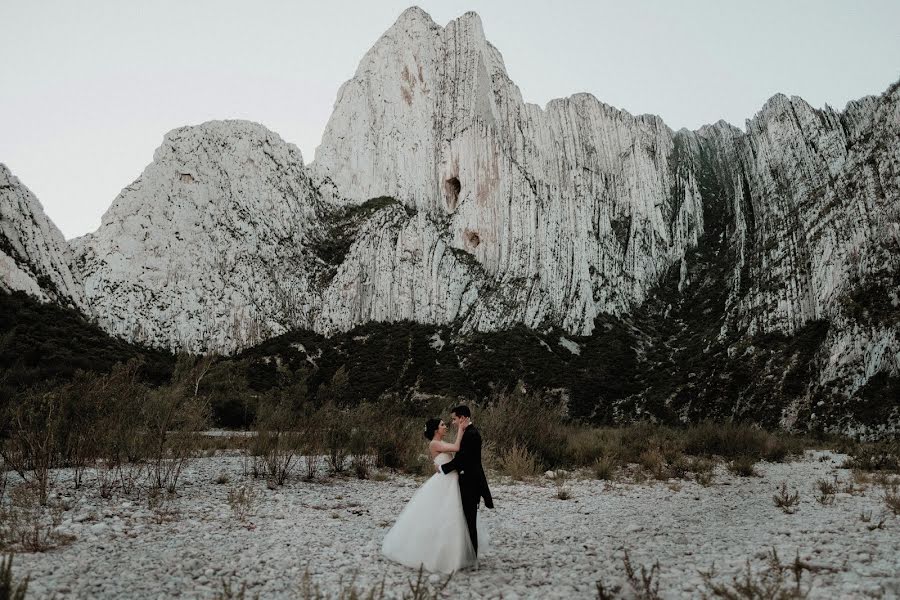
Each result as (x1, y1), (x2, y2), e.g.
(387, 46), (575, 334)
(73, 121), (333, 352)
(314, 8), (705, 335)
(0, 163), (85, 310)
(4, 8), (897, 432)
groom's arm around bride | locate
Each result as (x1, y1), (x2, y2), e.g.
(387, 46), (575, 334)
(440, 418), (493, 510)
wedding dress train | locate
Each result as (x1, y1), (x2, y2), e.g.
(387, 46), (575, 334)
(381, 452), (488, 573)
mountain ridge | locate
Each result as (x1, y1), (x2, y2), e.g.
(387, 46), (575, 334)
(1, 8), (897, 433)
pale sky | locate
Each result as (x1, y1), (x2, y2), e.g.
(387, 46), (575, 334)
(2, 0), (898, 240)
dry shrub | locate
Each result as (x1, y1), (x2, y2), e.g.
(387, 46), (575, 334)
(1, 483), (72, 552)
(683, 421), (794, 462)
(251, 394), (300, 486)
(147, 488), (179, 524)
(143, 374), (210, 493)
(318, 403), (350, 474)
(297, 564), (446, 600)
(553, 471), (573, 500)
(638, 449), (668, 480)
(566, 428), (610, 466)
(815, 478), (836, 505)
(592, 455), (619, 480)
(842, 439), (900, 472)
(885, 485), (900, 515)
(499, 443), (539, 480)
(620, 550), (660, 600)
(727, 456), (760, 477)
(0, 387), (64, 505)
(691, 457), (716, 486)
(227, 484), (257, 521)
(773, 482), (800, 514)
(701, 547), (819, 599)
(479, 390), (568, 469)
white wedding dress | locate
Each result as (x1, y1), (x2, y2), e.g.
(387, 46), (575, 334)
(381, 452), (488, 574)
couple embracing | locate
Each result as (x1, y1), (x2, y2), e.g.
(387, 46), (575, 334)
(381, 405), (493, 573)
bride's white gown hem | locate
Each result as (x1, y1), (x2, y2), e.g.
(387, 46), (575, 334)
(381, 452), (488, 574)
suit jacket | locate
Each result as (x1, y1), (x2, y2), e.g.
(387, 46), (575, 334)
(440, 425), (493, 508)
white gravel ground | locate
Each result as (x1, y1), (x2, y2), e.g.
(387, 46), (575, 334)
(7, 450), (900, 599)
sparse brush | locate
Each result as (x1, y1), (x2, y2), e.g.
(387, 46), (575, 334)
(214, 578), (258, 600)
(851, 470), (872, 486)
(842, 440), (900, 472)
(727, 456), (759, 477)
(700, 547), (817, 599)
(592, 455), (619, 481)
(298, 568), (386, 600)
(499, 443), (540, 480)
(566, 428), (608, 466)
(691, 457), (716, 486)
(227, 484), (256, 522)
(2, 484), (72, 552)
(478, 390), (570, 468)
(147, 488), (179, 524)
(773, 482), (800, 514)
(252, 395), (300, 486)
(638, 449), (668, 480)
(884, 485), (900, 515)
(815, 478), (836, 506)
(622, 549), (661, 600)
(552, 471), (572, 500)
(0, 553), (29, 600)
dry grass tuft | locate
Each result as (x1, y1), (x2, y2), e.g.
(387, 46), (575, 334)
(773, 482), (800, 514)
(227, 484), (257, 522)
(700, 547), (820, 599)
(499, 443), (540, 480)
(727, 456), (759, 477)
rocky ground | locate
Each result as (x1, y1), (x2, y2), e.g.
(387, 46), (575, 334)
(6, 449), (900, 599)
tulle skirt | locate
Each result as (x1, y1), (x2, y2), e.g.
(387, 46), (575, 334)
(381, 469), (488, 573)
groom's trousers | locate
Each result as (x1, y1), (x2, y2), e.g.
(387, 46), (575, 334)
(461, 488), (479, 554)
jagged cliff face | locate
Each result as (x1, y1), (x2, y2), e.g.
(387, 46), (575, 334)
(314, 8), (704, 334)
(717, 87), (899, 400)
(0, 163), (85, 310)
(3, 8), (897, 431)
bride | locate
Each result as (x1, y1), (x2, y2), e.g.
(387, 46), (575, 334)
(381, 417), (486, 573)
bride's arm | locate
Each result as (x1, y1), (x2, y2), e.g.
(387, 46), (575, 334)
(429, 420), (468, 453)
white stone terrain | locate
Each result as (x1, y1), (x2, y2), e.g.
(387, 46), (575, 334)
(8, 450), (900, 599)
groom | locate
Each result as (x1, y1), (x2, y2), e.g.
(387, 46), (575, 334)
(438, 405), (493, 554)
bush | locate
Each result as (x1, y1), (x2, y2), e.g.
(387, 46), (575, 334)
(251, 393), (300, 486)
(478, 390), (569, 468)
(498, 443), (539, 480)
(727, 456), (760, 477)
(592, 456), (619, 480)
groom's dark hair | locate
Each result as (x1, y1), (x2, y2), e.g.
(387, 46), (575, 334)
(450, 405), (471, 418)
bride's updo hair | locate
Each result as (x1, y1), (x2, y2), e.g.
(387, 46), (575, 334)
(423, 418), (441, 440)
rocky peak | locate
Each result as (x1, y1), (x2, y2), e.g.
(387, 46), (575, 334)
(73, 120), (331, 353)
(0, 163), (85, 310)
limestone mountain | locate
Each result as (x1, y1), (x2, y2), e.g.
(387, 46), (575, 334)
(2, 8), (897, 433)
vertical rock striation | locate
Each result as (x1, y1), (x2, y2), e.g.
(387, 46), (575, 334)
(314, 8), (705, 335)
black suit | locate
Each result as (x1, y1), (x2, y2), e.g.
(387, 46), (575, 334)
(440, 425), (493, 554)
